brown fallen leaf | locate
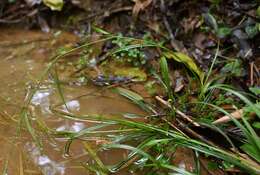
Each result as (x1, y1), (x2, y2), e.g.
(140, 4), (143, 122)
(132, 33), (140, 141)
(132, 0), (152, 19)
(213, 109), (243, 124)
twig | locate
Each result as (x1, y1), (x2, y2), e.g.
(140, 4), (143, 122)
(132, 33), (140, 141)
(79, 6), (132, 23)
(250, 62), (254, 86)
(177, 119), (218, 148)
(160, 0), (189, 54)
(155, 96), (200, 127)
(253, 62), (260, 85)
(0, 38), (50, 47)
(154, 96), (216, 146)
(161, 117), (186, 135)
(0, 9), (37, 24)
(160, 0), (179, 51)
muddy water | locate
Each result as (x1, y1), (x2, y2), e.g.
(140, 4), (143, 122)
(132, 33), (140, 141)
(0, 29), (147, 175)
(0, 28), (203, 175)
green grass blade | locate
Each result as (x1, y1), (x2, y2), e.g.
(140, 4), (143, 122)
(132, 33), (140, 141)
(115, 87), (155, 113)
(83, 142), (108, 174)
(160, 56), (174, 101)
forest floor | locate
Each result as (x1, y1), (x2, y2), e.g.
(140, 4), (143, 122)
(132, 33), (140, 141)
(0, 0), (260, 175)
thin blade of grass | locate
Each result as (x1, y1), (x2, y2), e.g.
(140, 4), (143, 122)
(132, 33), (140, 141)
(21, 110), (42, 148)
(160, 56), (174, 101)
(115, 87), (155, 113)
(209, 85), (260, 153)
(201, 102), (260, 163)
(83, 142), (108, 175)
(53, 65), (69, 111)
(19, 151), (24, 175)
(53, 108), (260, 174)
(2, 159), (8, 175)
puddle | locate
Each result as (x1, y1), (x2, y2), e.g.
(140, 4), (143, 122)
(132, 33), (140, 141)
(0, 28), (147, 174)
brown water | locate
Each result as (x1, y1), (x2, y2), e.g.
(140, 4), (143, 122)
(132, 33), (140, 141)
(0, 28), (148, 175)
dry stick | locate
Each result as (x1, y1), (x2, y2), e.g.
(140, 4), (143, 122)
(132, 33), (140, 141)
(19, 151), (24, 175)
(253, 63), (260, 85)
(0, 9), (37, 24)
(0, 110), (17, 123)
(0, 38), (50, 47)
(79, 6), (132, 22)
(1, 2), (25, 18)
(161, 117), (186, 135)
(160, 0), (176, 50)
(160, 0), (188, 54)
(177, 119), (219, 148)
(155, 96), (200, 127)
(250, 62), (254, 86)
(154, 96), (218, 147)
(253, 62), (259, 74)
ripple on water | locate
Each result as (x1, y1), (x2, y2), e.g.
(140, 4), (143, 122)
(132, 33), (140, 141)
(25, 142), (65, 175)
(31, 89), (53, 114)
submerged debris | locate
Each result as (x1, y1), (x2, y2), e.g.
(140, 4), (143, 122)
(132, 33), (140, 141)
(91, 75), (132, 86)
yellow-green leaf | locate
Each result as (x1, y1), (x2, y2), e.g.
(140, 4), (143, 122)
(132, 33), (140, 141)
(163, 52), (204, 82)
(114, 67), (147, 82)
(43, 0), (64, 11)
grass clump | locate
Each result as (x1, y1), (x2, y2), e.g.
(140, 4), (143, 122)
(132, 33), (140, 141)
(17, 28), (260, 175)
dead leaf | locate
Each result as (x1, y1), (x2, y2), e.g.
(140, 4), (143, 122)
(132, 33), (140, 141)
(181, 15), (201, 34)
(132, 0), (152, 19)
(173, 70), (185, 93)
(213, 109), (243, 124)
(164, 52), (205, 83)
